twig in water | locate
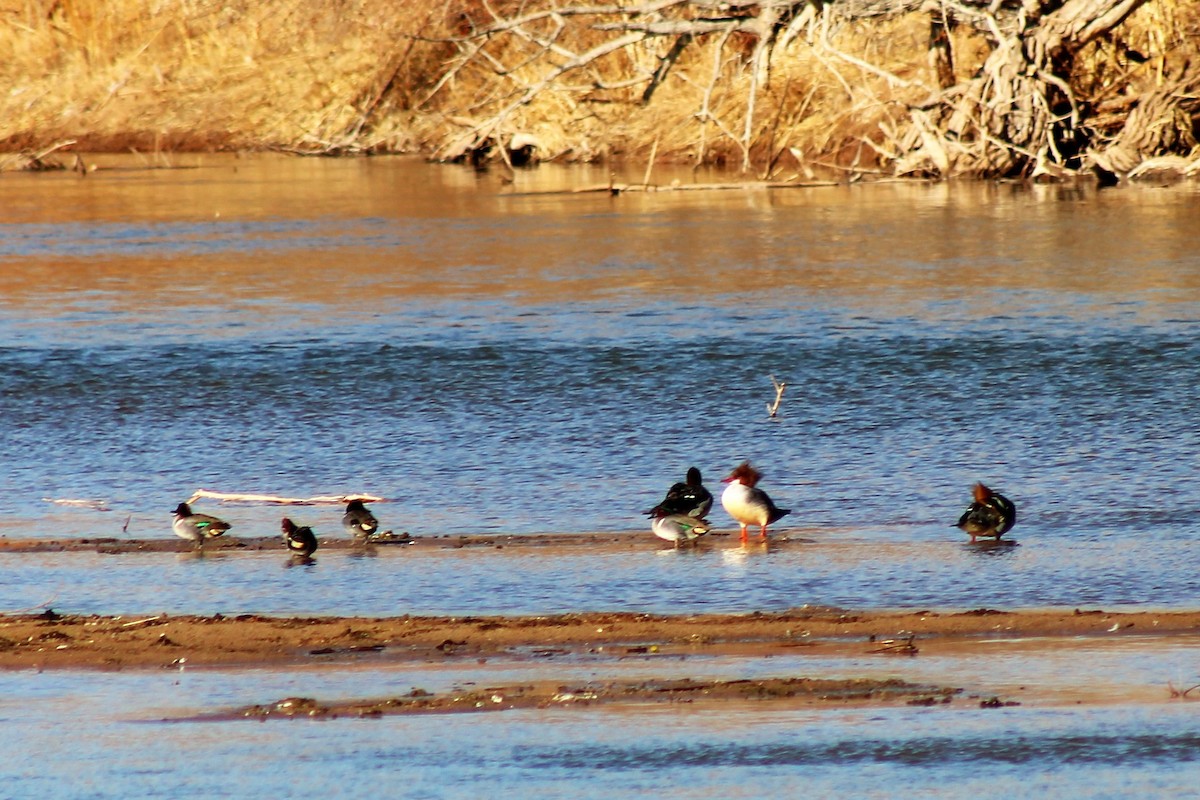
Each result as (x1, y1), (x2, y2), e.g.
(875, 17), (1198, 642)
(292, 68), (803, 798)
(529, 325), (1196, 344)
(1168, 681), (1200, 699)
(767, 374), (786, 417)
(871, 633), (919, 655)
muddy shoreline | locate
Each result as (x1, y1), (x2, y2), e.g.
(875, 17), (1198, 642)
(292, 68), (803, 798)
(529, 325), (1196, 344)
(212, 676), (964, 721)
(3, 607), (1197, 672)
(5, 606), (1197, 718)
(0, 531), (685, 554)
(5, 534), (1197, 716)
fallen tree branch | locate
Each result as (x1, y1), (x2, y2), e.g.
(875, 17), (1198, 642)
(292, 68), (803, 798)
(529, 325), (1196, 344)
(642, 32), (694, 105)
(767, 374), (787, 418)
(186, 489), (385, 506)
(436, 30), (650, 161)
(504, 178), (839, 196)
(42, 497), (111, 511)
(413, 0), (1182, 179)
(1168, 681), (1200, 699)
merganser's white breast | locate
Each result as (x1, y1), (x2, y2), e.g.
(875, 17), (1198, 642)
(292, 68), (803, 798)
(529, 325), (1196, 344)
(721, 481), (772, 527)
(719, 461), (791, 539)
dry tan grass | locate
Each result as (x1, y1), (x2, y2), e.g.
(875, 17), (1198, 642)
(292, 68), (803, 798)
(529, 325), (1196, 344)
(408, 8), (942, 171)
(0, 0), (446, 153)
(1, 0), (1197, 171)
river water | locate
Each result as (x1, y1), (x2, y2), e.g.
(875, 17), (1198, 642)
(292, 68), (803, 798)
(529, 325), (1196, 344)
(1, 156), (1199, 796)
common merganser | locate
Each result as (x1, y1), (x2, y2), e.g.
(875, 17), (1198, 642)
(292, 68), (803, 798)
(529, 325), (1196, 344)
(651, 512), (711, 547)
(282, 517), (319, 557)
(720, 461), (790, 541)
(644, 467), (713, 520)
(172, 502), (230, 548)
(955, 482), (1016, 542)
(342, 499), (379, 540)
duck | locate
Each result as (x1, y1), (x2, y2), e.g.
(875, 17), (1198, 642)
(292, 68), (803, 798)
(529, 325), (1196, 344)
(282, 517), (319, 557)
(720, 461), (790, 541)
(650, 511), (711, 547)
(955, 482), (1017, 542)
(172, 502), (231, 548)
(342, 499), (379, 540)
(644, 467), (713, 521)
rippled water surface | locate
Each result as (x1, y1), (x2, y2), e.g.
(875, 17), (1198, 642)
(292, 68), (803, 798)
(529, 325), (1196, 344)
(3, 656), (1200, 800)
(2, 155), (1200, 796)
(3, 157), (1200, 607)
(0, 534), (1198, 618)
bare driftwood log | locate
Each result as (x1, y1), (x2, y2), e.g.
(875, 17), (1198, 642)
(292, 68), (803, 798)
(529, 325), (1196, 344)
(415, 0), (1194, 181)
(900, 0), (1159, 178)
(186, 489), (385, 506)
(1089, 59), (1200, 181)
(0, 140), (78, 173)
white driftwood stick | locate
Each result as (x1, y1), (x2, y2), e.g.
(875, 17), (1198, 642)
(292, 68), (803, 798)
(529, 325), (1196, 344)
(187, 489), (385, 506)
(42, 497), (111, 511)
(767, 374), (786, 417)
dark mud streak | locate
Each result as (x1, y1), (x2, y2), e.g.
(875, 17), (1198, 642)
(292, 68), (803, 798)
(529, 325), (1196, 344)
(177, 677), (963, 721)
(0, 531), (813, 554)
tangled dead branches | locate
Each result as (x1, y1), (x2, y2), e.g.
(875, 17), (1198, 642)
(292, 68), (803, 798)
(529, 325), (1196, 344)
(413, 0), (1199, 181)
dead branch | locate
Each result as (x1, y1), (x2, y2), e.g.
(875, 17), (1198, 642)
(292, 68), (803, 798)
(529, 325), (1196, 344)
(415, 0), (1185, 180)
(767, 374), (787, 417)
(870, 632), (919, 655)
(643, 134), (661, 184)
(740, 5), (783, 171)
(431, 0), (693, 43)
(903, 0), (1156, 177)
(1168, 681), (1200, 699)
(693, 28), (735, 165)
(1089, 60), (1200, 180)
(504, 178), (838, 196)
(0, 140), (78, 172)
(642, 33), (694, 105)
(437, 30), (650, 161)
(186, 489), (385, 506)
(42, 497), (111, 511)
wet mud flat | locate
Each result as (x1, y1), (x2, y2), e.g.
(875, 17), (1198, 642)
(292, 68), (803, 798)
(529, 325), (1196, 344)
(1, 605), (1198, 723)
(3, 537), (1198, 719)
(0, 530), (783, 554)
(2, 607), (1198, 667)
(216, 676), (961, 721)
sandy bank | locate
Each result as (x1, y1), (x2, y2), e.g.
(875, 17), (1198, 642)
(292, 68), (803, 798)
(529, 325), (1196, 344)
(3, 607), (1197, 672)
(0, 531), (643, 554)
